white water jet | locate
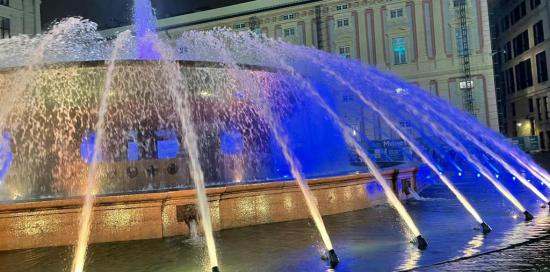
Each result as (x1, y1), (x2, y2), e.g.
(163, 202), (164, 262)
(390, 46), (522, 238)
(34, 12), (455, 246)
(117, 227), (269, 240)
(305, 60), (488, 227)
(152, 37), (220, 270)
(254, 44), (425, 245)
(188, 30), (337, 257)
(71, 31), (131, 272)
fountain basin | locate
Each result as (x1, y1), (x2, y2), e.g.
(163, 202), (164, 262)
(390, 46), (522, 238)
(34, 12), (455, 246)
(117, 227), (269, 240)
(0, 167), (417, 251)
(0, 60), (373, 203)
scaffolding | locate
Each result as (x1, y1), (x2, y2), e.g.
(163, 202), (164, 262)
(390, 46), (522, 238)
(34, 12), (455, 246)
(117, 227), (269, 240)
(456, 0), (477, 116)
(315, 5), (324, 50)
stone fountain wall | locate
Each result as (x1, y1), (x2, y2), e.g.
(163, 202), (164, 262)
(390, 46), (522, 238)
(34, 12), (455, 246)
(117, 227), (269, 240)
(0, 167), (417, 251)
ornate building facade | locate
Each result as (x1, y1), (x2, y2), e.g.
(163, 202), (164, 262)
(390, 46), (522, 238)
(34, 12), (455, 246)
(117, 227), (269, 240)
(103, 0), (498, 135)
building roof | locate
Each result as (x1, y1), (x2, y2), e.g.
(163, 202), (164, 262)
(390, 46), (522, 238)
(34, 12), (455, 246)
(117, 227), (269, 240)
(102, 0), (320, 37)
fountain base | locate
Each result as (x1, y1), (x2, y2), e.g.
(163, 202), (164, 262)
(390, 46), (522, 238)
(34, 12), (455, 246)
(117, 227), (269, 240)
(327, 249), (339, 267)
(480, 222), (492, 234)
(524, 211), (534, 221)
(415, 235), (428, 250)
(212, 266), (220, 272)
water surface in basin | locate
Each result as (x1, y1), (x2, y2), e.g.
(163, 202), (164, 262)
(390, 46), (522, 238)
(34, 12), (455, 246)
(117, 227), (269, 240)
(1, 172), (549, 272)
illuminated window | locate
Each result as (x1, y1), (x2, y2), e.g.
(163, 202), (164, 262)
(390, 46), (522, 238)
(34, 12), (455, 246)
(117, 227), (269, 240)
(336, 18), (350, 28)
(392, 37), (407, 65)
(390, 8), (403, 19)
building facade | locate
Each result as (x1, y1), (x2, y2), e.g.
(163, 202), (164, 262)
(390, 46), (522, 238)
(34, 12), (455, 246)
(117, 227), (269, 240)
(491, 0), (550, 150)
(0, 0), (41, 39)
(104, 0), (498, 135)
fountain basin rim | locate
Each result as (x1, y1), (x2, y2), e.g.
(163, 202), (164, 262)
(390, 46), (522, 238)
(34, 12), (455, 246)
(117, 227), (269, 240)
(0, 59), (281, 74)
(0, 167), (416, 211)
(0, 166), (419, 251)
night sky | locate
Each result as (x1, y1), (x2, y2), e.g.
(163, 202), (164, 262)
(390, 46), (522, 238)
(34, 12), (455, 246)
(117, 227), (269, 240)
(41, 0), (254, 30)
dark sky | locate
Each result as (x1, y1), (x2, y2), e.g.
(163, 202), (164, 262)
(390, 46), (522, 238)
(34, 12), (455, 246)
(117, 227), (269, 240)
(41, 0), (253, 30)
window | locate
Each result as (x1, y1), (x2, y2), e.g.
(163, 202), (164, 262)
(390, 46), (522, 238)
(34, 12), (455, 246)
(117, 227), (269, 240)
(339, 46), (351, 58)
(513, 30), (529, 57)
(336, 3), (349, 11)
(0, 17), (9, 39)
(545, 96), (549, 119)
(336, 18), (350, 28)
(390, 8), (404, 19)
(342, 94), (354, 102)
(282, 13), (296, 21)
(392, 37), (407, 65)
(543, 132), (547, 149)
(511, 102), (516, 116)
(515, 59), (533, 91)
(530, 0), (541, 9)
(504, 42), (512, 61)
(453, 0), (466, 7)
(0, 0), (8, 6)
(506, 68), (516, 94)
(536, 51), (548, 83)
(537, 98), (542, 120)
(283, 27), (295, 37)
(529, 97), (534, 112)
(234, 23), (246, 30)
(510, 1), (527, 25)
(502, 16), (510, 31)
(530, 117), (536, 136)
(534, 21), (545, 45)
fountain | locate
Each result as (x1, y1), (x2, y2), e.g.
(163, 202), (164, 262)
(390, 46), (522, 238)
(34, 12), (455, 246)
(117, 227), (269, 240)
(1, 0), (550, 271)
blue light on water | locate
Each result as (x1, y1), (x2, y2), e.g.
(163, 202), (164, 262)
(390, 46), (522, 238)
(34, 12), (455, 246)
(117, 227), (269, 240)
(133, 0), (160, 59)
(155, 129), (179, 160)
(221, 130), (244, 155)
(127, 142), (139, 161)
(0, 132), (13, 181)
(80, 132), (96, 164)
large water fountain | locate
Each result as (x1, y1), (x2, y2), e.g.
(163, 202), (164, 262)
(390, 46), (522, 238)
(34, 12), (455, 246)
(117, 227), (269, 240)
(0, 1), (549, 271)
